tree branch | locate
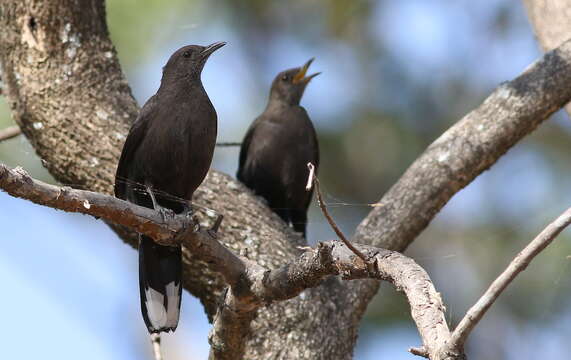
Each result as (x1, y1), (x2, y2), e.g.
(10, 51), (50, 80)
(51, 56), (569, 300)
(0, 125), (21, 142)
(354, 38), (571, 252)
(0, 161), (452, 359)
(443, 207), (571, 355)
(9, 152), (570, 359)
(342, 40), (571, 347)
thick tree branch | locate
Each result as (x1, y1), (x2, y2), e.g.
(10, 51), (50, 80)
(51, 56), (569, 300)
(0, 161), (452, 359)
(0, 163), (248, 277)
(345, 38), (571, 341)
(354, 38), (571, 252)
(0, 163), (175, 241)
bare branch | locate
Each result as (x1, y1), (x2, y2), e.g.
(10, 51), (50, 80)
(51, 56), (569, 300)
(0, 163), (243, 284)
(307, 162), (369, 264)
(7, 141), (571, 359)
(207, 241), (453, 359)
(0, 125), (21, 142)
(354, 39), (571, 254)
(0, 163), (176, 241)
(0, 161), (452, 360)
(444, 207), (571, 354)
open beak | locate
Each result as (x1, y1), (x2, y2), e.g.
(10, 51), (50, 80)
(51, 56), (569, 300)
(292, 58), (321, 84)
(201, 41), (226, 58)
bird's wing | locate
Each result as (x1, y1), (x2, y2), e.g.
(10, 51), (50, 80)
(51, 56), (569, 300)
(114, 96), (155, 199)
(237, 117), (262, 180)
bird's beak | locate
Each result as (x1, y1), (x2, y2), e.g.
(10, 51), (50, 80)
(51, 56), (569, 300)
(201, 41), (226, 58)
(292, 58), (321, 84)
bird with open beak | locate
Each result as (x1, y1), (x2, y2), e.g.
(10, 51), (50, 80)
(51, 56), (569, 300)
(238, 58), (320, 238)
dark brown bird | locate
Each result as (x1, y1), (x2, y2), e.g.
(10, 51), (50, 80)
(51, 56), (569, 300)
(114, 41), (225, 333)
(237, 59), (320, 237)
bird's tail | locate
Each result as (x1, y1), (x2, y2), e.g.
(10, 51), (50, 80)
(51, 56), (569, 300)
(139, 235), (182, 333)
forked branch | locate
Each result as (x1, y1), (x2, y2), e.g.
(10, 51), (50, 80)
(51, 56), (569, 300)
(0, 162), (450, 359)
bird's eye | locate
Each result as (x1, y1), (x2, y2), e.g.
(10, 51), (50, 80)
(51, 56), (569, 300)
(183, 50), (192, 58)
(281, 75), (288, 81)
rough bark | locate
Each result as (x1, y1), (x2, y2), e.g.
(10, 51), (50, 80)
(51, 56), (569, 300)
(2, 0), (571, 358)
(353, 48), (571, 251)
(0, 0), (136, 194)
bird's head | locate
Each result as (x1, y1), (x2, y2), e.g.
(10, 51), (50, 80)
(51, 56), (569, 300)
(162, 42), (226, 81)
(270, 58), (320, 106)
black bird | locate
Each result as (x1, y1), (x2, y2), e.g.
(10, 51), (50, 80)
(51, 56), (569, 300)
(237, 59), (320, 237)
(114, 42), (225, 333)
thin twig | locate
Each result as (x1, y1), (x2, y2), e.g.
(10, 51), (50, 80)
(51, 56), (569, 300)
(150, 334), (163, 360)
(0, 125), (21, 142)
(215, 142), (241, 147)
(307, 162), (369, 264)
(446, 207), (571, 351)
